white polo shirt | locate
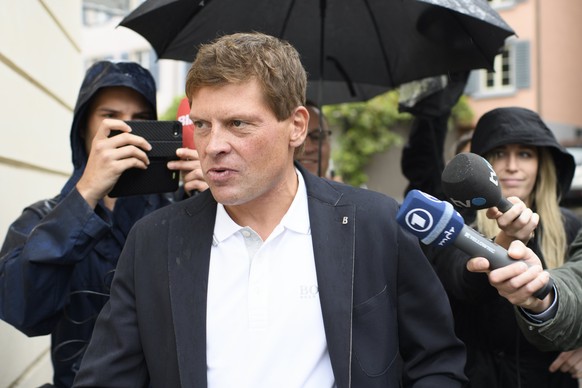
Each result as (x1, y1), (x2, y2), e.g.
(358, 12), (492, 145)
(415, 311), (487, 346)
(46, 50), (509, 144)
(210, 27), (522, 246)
(206, 170), (335, 387)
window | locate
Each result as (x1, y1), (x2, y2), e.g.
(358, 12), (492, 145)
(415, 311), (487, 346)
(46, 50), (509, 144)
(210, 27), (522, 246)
(82, 0), (131, 26)
(484, 48), (512, 91)
(465, 40), (530, 98)
(130, 50), (150, 70)
(128, 49), (159, 89)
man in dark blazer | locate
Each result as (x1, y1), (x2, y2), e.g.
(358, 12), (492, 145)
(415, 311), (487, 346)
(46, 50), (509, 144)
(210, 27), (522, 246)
(74, 32), (467, 387)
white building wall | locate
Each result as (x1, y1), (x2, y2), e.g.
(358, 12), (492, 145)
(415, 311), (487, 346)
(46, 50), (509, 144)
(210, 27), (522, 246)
(0, 0), (82, 386)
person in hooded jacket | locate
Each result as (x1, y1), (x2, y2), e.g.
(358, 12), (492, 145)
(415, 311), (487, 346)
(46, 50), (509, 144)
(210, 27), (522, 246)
(0, 61), (207, 387)
(427, 106), (582, 387)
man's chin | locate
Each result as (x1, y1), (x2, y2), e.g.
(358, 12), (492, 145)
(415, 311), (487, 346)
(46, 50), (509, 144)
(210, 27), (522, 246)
(208, 186), (241, 206)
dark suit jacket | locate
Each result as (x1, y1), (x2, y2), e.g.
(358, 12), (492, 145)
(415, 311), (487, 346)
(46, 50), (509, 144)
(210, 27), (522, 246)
(74, 167), (467, 387)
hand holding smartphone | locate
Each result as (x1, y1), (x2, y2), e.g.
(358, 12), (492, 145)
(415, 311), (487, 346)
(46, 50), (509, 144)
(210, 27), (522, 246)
(108, 120), (182, 197)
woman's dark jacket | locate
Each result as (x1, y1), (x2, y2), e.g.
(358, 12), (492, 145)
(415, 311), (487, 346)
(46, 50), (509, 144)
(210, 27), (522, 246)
(427, 107), (582, 388)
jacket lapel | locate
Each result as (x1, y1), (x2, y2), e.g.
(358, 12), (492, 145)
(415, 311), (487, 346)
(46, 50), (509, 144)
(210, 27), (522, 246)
(304, 170), (355, 388)
(168, 192), (217, 388)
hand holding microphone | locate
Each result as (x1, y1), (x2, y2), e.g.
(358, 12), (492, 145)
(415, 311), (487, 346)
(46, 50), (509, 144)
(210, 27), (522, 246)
(396, 189), (553, 300)
(441, 152), (538, 246)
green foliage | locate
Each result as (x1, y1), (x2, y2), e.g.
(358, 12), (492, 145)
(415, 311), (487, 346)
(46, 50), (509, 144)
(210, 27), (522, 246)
(323, 90), (473, 187)
(323, 91), (411, 187)
(450, 95), (474, 128)
(159, 96), (185, 121)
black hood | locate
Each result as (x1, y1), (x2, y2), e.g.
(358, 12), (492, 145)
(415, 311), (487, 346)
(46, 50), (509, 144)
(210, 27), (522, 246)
(61, 61), (157, 196)
(471, 107), (575, 196)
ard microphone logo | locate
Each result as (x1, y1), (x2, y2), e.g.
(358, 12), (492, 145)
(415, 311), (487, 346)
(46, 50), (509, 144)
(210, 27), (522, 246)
(404, 208), (433, 233)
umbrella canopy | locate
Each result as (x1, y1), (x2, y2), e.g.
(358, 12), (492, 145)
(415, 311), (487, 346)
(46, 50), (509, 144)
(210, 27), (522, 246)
(119, 0), (515, 105)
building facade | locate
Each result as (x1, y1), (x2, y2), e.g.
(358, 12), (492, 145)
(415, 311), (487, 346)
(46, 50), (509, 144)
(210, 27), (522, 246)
(465, 0), (582, 205)
(468, 0), (582, 142)
(366, 0), (582, 202)
(0, 1), (83, 386)
(82, 0), (190, 117)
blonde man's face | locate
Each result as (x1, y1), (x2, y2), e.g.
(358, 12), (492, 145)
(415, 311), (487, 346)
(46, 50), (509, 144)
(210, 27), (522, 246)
(191, 79), (307, 207)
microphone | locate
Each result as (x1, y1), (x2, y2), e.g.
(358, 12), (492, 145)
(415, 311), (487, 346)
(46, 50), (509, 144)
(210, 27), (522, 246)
(441, 152), (513, 212)
(396, 189), (552, 300)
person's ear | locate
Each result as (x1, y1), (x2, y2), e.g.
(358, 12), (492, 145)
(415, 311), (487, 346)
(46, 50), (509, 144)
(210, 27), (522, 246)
(289, 105), (308, 148)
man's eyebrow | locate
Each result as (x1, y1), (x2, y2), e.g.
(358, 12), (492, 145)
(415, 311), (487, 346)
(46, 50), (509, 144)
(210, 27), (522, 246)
(190, 112), (262, 122)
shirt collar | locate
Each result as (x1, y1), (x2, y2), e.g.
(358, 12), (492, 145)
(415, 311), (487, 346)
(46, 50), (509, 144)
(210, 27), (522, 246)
(280, 168), (310, 235)
(213, 168), (310, 245)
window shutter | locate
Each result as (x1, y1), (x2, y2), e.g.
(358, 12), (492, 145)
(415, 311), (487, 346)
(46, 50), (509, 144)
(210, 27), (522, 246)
(514, 40), (531, 89)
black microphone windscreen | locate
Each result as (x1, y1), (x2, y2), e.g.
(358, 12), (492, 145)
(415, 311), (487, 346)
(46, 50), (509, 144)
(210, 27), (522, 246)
(441, 152), (503, 210)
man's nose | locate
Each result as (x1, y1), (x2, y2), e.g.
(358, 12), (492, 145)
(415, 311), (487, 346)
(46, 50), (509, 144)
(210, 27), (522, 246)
(204, 127), (232, 155)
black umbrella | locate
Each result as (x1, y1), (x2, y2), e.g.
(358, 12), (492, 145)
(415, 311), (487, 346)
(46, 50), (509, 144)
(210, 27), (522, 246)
(119, 0), (515, 106)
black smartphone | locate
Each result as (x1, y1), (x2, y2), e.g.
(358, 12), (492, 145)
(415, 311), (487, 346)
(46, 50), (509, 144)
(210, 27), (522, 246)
(108, 120), (182, 197)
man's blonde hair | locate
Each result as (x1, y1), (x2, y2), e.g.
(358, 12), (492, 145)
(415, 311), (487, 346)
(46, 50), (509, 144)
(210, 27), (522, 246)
(185, 32), (307, 121)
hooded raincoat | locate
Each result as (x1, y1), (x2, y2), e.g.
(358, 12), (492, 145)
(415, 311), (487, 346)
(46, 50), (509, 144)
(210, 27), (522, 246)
(0, 61), (174, 388)
(429, 107), (582, 388)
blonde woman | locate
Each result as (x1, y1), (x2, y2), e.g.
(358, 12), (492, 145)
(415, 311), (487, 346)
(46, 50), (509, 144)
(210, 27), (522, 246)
(430, 107), (582, 388)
